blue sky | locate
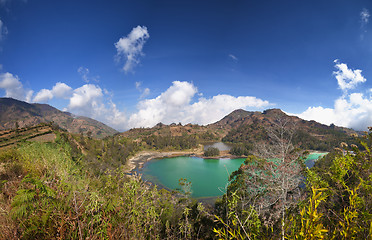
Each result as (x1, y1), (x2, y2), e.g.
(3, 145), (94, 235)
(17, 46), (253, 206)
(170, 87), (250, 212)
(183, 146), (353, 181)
(1, 0), (372, 131)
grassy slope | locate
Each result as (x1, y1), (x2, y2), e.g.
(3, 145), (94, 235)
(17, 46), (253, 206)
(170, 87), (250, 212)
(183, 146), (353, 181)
(0, 131), (213, 239)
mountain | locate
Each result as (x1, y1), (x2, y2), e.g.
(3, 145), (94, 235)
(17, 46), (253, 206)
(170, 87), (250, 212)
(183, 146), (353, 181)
(211, 108), (359, 151)
(122, 108), (359, 152)
(0, 98), (118, 138)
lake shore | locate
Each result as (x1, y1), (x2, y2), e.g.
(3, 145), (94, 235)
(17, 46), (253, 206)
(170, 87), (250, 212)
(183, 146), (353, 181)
(125, 148), (329, 174)
(124, 145), (239, 173)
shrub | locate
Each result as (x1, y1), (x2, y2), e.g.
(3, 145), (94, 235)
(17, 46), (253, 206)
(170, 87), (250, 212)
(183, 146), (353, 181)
(204, 147), (220, 157)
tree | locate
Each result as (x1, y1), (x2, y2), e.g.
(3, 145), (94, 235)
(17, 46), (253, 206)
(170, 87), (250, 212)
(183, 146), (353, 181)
(204, 147), (220, 157)
(225, 115), (306, 239)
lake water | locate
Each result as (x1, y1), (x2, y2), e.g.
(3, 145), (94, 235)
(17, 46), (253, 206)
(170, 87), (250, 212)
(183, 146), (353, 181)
(305, 152), (327, 168)
(140, 153), (326, 198)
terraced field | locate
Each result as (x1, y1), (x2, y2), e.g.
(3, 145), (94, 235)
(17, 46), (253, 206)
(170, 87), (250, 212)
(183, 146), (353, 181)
(0, 123), (55, 148)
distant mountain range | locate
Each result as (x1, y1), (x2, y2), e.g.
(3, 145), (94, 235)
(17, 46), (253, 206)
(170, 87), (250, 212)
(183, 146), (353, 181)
(0, 98), (117, 138)
(0, 98), (359, 150)
(123, 108), (359, 151)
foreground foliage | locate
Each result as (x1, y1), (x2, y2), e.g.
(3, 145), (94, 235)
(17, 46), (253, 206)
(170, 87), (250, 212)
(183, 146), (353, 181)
(0, 132), (213, 239)
(1, 126), (371, 239)
(215, 128), (372, 239)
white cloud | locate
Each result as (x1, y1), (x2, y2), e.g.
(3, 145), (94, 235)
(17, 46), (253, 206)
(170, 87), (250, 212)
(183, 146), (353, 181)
(298, 93), (372, 131)
(229, 54), (238, 61)
(361, 8), (370, 25)
(0, 19), (8, 41)
(141, 88), (150, 98)
(297, 61), (372, 131)
(186, 94), (270, 125)
(68, 84), (103, 114)
(78, 67), (89, 83)
(33, 89), (53, 102)
(33, 82), (72, 103)
(52, 82), (72, 98)
(135, 81), (141, 89)
(360, 8), (370, 39)
(65, 84), (127, 130)
(1, 71), (272, 131)
(77, 66), (99, 83)
(0, 72), (33, 102)
(115, 25), (149, 73)
(333, 59), (366, 92)
(127, 81), (270, 128)
(0, 70), (127, 130)
(135, 81), (150, 99)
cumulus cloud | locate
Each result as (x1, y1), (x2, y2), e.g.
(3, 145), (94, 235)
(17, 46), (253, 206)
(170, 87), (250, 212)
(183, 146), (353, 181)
(52, 82), (72, 98)
(127, 81), (270, 128)
(298, 93), (372, 131)
(65, 84), (127, 130)
(0, 72), (33, 102)
(33, 82), (72, 103)
(1, 71), (272, 131)
(115, 26), (149, 73)
(33, 89), (53, 102)
(297, 60), (372, 131)
(68, 84), (103, 114)
(0, 70), (127, 130)
(185, 94), (269, 125)
(0, 70), (126, 130)
(333, 59), (366, 92)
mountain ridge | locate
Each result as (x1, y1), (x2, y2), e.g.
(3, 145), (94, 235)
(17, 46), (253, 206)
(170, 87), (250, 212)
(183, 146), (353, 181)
(0, 98), (118, 138)
(122, 108), (359, 151)
(0, 97), (359, 150)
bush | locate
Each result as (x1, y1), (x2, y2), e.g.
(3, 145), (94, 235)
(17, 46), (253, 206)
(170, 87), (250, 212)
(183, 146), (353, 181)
(229, 144), (251, 156)
(203, 147), (220, 157)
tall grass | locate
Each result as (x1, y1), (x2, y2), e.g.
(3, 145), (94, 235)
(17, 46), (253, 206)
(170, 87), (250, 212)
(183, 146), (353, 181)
(0, 135), (209, 239)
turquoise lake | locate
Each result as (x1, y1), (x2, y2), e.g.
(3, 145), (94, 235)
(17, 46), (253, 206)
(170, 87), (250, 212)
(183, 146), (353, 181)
(139, 153), (327, 198)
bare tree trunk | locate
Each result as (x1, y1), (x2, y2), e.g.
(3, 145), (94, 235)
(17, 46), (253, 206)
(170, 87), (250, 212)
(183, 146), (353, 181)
(281, 178), (286, 240)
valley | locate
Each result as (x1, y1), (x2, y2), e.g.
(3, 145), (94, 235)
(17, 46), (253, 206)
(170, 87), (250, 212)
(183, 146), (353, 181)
(0, 98), (370, 239)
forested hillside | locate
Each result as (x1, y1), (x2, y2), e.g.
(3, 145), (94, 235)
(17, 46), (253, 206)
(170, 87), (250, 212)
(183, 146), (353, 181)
(124, 109), (360, 154)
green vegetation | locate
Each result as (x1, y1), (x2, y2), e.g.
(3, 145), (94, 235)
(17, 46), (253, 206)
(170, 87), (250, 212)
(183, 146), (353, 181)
(0, 131), (214, 239)
(204, 147), (220, 157)
(142, 134), (198, 150)
(213, 129), (372, 239)
(1, 123), (371, 239)
(222, 120), (359, 152)
(229, 143), (251, 156)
